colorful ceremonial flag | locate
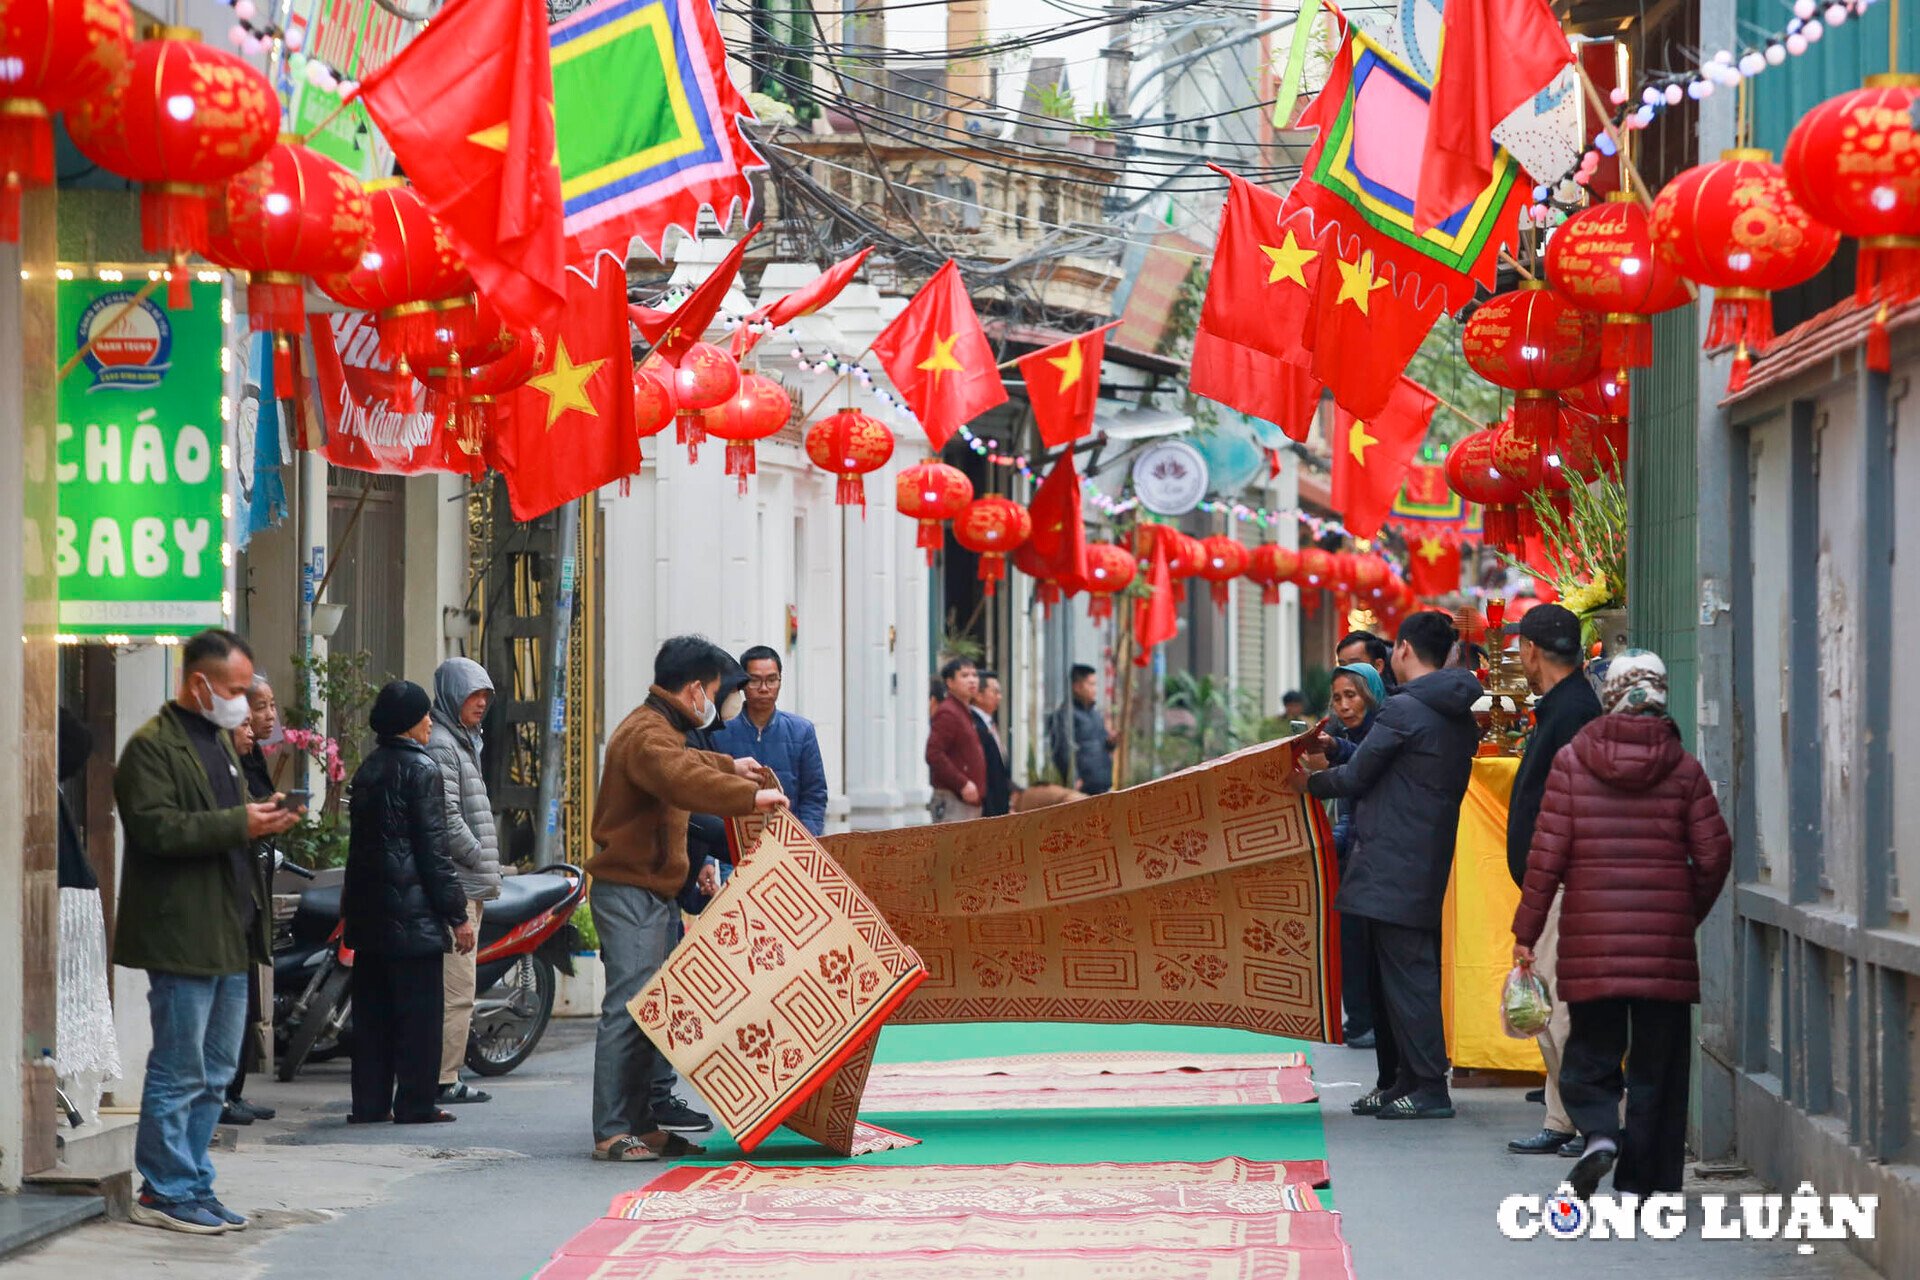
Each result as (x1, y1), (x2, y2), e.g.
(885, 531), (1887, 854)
(1017, 322), (1117, 448)
(1133, 532), (1177, 667)
(1305, 243), (1443, 419)
(549, 0), (765, 261)
(1407, 535), (1463, 598)
(1188, 328), (1323, 441)
(1414, 0), (1572, 233)
(1024, 450), (1089, 594)
(628, 225), (759, 366)
(1330, 376), (1437, 539)
(356, 0), (565, 336)
(870, 260), (1008, 450)
(493, 253), (639, 521)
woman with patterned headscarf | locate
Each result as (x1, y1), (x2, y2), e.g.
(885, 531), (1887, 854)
(1508, 650), (1733, 1201)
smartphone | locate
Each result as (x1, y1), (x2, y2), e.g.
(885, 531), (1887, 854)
(277, 789), (310, 812)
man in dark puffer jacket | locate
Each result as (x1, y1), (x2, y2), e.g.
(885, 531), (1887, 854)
(1512, 649), (1732, 1201)
(344, 681), (472, 1125)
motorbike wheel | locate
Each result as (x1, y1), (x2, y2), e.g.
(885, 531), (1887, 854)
(278, 962), (353, 1083)
(465, 955), (554, 1077)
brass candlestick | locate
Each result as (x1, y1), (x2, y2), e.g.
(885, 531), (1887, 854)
(1479, 597), (1532, 756)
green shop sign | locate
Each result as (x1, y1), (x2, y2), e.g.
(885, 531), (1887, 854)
(55, 277), (228, 638)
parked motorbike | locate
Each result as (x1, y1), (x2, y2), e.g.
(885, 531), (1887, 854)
(273, 858), (585, 1082)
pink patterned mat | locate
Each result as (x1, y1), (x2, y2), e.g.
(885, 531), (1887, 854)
(858, 1064), (1316, 1111)
(873, 1051), (1309, 1077)
(539, 1241), (1353, 1279)
(630, 1156), (1331, 1197)
(609, 1180), (1325, 1222)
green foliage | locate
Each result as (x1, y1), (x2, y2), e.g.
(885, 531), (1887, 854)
(278, 809), (350, 871)
(1403, 314), (1502, 448)
(1492, 469), (1628, 616)
(938, 628), (984, 664)
(1076, 104), (1114, 135)
(1159, 671), (1268, 770)
(573, 900), (600, 952)
(279, 649), (380, 870)
(1157, 257), (1207, 359)
(1032, 81), (1078, 121)
(1300, 664), (1333, 718)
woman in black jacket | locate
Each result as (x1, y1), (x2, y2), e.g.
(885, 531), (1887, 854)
(344, 681), (471, 1125)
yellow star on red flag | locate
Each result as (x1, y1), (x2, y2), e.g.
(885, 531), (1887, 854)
(1332, 250), (1390, 315)
(1347, 419), (1378, 465)
(1258, 230), (1318, 287)
(1047, 339), (1085, 391)
(528, 339), (604, 429)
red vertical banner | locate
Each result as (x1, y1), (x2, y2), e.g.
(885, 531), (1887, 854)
(1581, 40), (1622, 196)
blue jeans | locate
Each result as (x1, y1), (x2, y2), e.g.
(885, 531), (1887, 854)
(136, 971), (247, 1204)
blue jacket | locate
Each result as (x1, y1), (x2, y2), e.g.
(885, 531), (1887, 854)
(712, 709), (828, 836)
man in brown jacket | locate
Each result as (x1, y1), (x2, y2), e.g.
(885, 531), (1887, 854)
(925, 657), (987, 823)
(587, 636), (784, 1162)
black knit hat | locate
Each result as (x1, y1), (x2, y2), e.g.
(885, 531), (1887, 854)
(370, 679), (431, 737)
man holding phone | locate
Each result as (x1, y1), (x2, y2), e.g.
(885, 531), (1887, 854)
(115, 630), (303, 1234)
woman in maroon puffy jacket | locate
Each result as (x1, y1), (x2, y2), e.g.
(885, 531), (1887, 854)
(1510, 649), (1732, 1201)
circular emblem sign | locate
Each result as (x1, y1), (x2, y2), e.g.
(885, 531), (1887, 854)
(1131, 439), (1210, 516)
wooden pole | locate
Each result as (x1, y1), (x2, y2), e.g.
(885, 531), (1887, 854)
(1574, 61), (1656, 208)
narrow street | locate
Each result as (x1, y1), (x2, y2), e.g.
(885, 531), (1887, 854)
(7, 1022), (1882, 1279)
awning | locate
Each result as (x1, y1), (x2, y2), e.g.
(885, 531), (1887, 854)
(1094, 400), (1192, 440)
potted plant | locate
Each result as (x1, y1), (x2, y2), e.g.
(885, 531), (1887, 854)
(1032, 81), (1083, 149)
(1495, 469), (1629, 655)
(1076, 104), (1118, 158)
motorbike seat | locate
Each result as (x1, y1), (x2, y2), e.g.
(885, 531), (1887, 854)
(291, 883), (344, 946)
(483, 873), (574, 930)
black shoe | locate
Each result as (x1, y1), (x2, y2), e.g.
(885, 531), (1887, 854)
(1525, 1088), (1546, 1104)
(1346, 1030), (1376, 1050)
(1508, 1128), (1576, 1154)
(1559, 1134), (1586, 1157)
(218, 1105), (254, 1126)
(1377, 1093), (1455, 1120)
(1567, 1141), (1617, 1199)
(438, 1082), (491, 1105)
(1350, 1088), (1389, 1116)
(652, 1094), (714, 1134)
(228, 1098), (275, 1122)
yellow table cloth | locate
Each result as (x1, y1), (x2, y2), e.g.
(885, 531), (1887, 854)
(1440, 756), (1545, 1073)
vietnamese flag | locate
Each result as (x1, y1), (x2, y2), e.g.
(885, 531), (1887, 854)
(356, 0), (565, 336)
(871, 260), (1008, 450)
(1197, 172), (1319, 359)
(1017, 322), (1118, 448)
(1408, 536), (1463, 598)
(1330, 376), (1437, 539)
(1189, 328), (1323, 440)
(628, 226), (759, 366)
(1306, 242), (1442, 420)
(1132, 531), (1178, 667)
(734, 246), (873, 358)
(1025, 450), (1090, 593)
(1413, 0), (1572, 234)
(491, 253), (639, 521)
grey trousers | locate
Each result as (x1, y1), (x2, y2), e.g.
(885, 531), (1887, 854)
(591, 881), (677, 1142)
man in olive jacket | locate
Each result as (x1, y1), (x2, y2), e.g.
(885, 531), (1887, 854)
(115, 630), (300, 1235)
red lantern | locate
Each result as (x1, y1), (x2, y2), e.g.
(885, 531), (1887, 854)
(667, 342), (740, 462)
(1195, 535), (1248, 609)
(0, 0), (132, 241)
(1083, 541), (1135, 621)
(1462, 281), (1601, 442)
(1245, 543), (1300, 604)
(1012, 542), (1063, 615)
(1784, 76), (1920, 370)
(805, 408), (895, 508)
(1650, 149), (1841, 389)
(703, 373), (792, 494)
(633, 367), (676, 446)
(316, 179), (472, 394)
(1353, 555), (1391, 600)
(1134, 523), (1197, 604)
(1543, 195), (1691, 373)
(953, 495), (1032, 595)
(1329, 551), (1361, 595)
(417, 325), (545, 469)
(66, 25), (278, 307)
(895, 461), (973, 564)
(1446, 427), (1529, 551)
(205, 137), (369, 390)
(1294, 546), (1335, 589)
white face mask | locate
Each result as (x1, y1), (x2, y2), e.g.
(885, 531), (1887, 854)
(692, 687), (718, 730)
(196, 674), (251, 731)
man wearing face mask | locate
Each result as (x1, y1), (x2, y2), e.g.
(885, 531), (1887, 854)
(114, 629), (302, 1234)
(586, 636), (786, 1163)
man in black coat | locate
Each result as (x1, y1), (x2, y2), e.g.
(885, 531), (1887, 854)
(973, 670), (1014, 817)
(1294, 611), (1481, 1120)
(1502, 604), (1603, 1156)
(343, 681), (472, 1126)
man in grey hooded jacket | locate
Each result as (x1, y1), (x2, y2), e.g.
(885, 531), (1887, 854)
(426, 657), (502, 1105)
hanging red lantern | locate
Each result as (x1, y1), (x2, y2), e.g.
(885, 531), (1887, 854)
(1196, 535), (1248, 609)
(633, 367), (676, 445)
(665, 342), (740, 463)
(417, 324), (543, 464)
(1133, 523), (1196, 605)
(1353, 555), (1392, 600)
(1294, 546), (1335, 590)
(1462, 281), (1602, 442)
(1650, 149), (1841, 390)
(204, 136), (370, 389)
(953, 495), (1032, 595)
(1245, 543), (1300, 604)
(805, 408), (895, 508)
(702, 373), (792, 494)
(1012, 542), (1063, 615)
(1446, 428), (1529, 551)
(0, 0), (133, 241)
(65, 25), (278, 307)
(1560, 372), (1629, 479)
(1329, 551), (1362, 596)
(895, 461), (973, 564)
(1083, 541), (1135, 621)
(1784, 76), (1920, 370)
(1543, 195), (1691, 373)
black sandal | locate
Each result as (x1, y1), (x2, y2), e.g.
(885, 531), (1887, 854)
(1377, 1094), (1455, 1120)
(1350, 1089), (1387, 1116)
